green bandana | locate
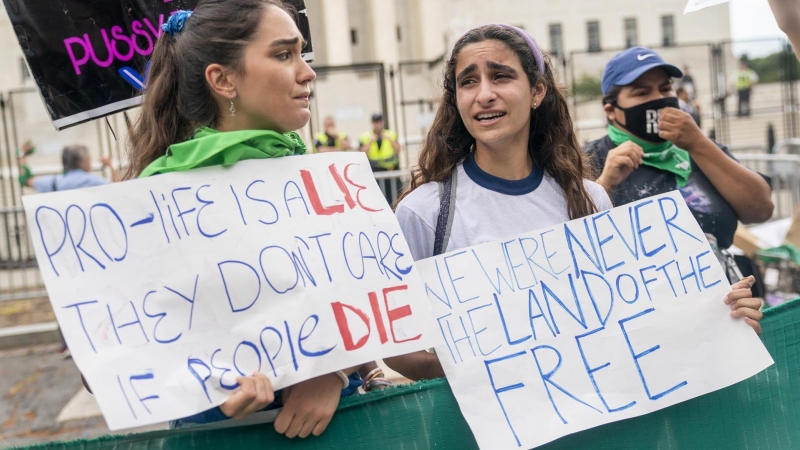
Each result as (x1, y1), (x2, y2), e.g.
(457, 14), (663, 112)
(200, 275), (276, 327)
(607, 125), (692, 188)
(139, 127), (306, 178)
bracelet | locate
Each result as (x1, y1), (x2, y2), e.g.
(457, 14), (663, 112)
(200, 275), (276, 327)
(366, 377), (393, 391)
(334, 370), (349, 390)
(364, 368), (384, 384)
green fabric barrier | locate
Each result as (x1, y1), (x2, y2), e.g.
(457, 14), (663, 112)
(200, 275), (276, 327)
(18, 299), (800, 450)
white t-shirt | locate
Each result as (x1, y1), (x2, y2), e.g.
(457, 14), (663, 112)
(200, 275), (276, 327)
(396, 154), (613, 261)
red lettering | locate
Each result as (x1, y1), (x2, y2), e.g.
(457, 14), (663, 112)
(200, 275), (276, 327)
(328, 164), (357, 209)
(344, 164), (384, 212)
(368, 292), (389, 344)
(300, 170), (345, 216)
(331, 302), (370, 351)
(383, 285), (421, 343)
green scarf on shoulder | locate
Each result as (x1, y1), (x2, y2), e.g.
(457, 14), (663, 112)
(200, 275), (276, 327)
(607, 124), (692, 188)
(139, 127), (306, 178)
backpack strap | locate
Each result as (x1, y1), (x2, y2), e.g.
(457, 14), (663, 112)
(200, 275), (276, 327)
(433, 170), (458, 256)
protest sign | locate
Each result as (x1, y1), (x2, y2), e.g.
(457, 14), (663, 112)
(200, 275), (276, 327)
(22, 152), (438, 431)
(417, 191), (774, 449)
(684, 0), (731, 14)
(2, 0), (312, 130)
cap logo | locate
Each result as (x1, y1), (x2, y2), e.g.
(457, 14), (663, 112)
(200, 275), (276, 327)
(637, 54), (655, 61)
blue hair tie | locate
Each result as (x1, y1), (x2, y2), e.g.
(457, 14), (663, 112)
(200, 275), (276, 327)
(162, 10), (193, 36)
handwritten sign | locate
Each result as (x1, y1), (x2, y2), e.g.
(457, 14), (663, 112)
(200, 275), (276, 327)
(417, 191), (773, 449)
(2, 0), (311, 129)
(22, 153), (439, 430)
(684, 0), (730, 14)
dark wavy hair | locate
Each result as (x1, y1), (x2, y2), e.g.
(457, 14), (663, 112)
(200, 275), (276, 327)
(125, 0), (292, 179)
(398, 25), (598, 219)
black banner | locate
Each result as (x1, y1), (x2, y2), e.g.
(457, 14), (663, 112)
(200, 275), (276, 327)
(2, 0), (312, 130)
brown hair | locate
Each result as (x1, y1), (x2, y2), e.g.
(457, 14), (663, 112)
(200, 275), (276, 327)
(125, 0), (292, 179)
(398, 25), (597, 220)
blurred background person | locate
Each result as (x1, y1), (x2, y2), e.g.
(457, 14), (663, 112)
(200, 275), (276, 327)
(18, 142), (118, 193)
(314, 116), (352, 152)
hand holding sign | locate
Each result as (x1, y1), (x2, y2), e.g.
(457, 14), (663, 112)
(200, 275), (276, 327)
(23, 152), (440, 430)
(416, 191), (773, 449)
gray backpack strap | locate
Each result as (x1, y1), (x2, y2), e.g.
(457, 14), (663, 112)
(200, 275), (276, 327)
(433, 170), (458, 256)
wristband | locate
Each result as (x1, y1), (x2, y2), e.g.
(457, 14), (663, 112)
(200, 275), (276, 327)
(334, 370), (349, 390)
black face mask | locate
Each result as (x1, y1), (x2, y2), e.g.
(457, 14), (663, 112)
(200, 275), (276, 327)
(612, 97), (680, 142)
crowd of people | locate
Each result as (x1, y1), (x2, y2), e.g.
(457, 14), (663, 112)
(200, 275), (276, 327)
(21, 0), (782, 440)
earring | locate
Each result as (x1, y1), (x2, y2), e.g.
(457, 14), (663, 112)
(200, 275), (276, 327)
(533, 103), (538, 109)
(229, 99), (236, 117)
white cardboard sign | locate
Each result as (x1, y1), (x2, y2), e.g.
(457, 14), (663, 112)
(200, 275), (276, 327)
(417, 191), (773, 449)
(684, 0), (731, 14)
(22, 152), (440, 430)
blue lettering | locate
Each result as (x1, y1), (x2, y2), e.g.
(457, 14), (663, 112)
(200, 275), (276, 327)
(638, 265), (658, 301)
(697, 251), (722, 289)
(188, 358), (213, 403)
(35, 206), (67, 276)
(531, 345), (602, 424)
(129, 372), (159, 414)
(581, 270), (614, 326)
(66, 205), (105, 271)
(616, 273), (640, 304)
(164, 274), (199, 330)
(233, 341), (262, 375)
(246, 180), (280, 225)
(485, 351), (527, 447)
(565, 219), (604, 278)
(528, 289), (557, 340)
(575, 327), (636, 413)
(298, 315), (336, 357)
(63, 300), (99, 353)
(142, 290), (182, 344)
(592, 212), (625, 272)
(283, 180), (310, 217)
(658, 196), (702, 252)
(445, 251), (479, 304)
(467, 304), (501, 356)
(170, 187), (196, 236)
(211, 349), (238, 390)
(619, 308), (688, 400)
(634, 200), (666, 257)
(195, 184), (227, 238)
(259, 326), (283, 377)
(218, 260), (261, 312)
(494, 293), (531, 345)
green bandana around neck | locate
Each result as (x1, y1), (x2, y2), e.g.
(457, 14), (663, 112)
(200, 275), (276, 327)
(139, 127), (307, 178)
(607, 124), (692, 188)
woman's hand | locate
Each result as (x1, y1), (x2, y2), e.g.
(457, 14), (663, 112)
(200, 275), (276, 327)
(274, 373), (342, 438)
(724, 275), (763, 335)
(219, 372), (275, 419)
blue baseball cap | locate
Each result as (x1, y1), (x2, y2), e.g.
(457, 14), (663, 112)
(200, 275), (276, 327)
(601, 47), (683, 96)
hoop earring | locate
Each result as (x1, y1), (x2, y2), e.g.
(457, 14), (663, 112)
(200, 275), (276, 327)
(229, 99), (236, 117)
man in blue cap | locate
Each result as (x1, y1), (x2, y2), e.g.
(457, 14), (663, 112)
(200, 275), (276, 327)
(583, 47), (772, 256)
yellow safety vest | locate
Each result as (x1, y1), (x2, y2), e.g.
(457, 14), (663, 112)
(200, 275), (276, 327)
(314, 132), (347, 152)
(736, 70), (754, 91)
(359, 129), (399, 170)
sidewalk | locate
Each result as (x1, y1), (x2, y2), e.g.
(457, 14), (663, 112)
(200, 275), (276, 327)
(0, 342), (409, 448)
(0, 344), (166, 448)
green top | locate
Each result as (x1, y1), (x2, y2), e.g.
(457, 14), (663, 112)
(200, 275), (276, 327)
(607, 124), (692, 188)
(139, 127), (307, 178)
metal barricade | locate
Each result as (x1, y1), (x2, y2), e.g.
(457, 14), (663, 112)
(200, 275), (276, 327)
(373, 169), (410, 206)
(733, 153), (800, 220)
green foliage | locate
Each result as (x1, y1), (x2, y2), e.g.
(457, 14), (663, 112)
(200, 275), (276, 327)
(744, 49), (800, 83)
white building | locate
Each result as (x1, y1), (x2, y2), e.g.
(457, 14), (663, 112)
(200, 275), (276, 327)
(306, 0), (732, 66)
(304, 0), (735, 152)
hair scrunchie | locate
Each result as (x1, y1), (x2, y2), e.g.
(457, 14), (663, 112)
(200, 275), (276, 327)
(161, 10), (193, 36)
